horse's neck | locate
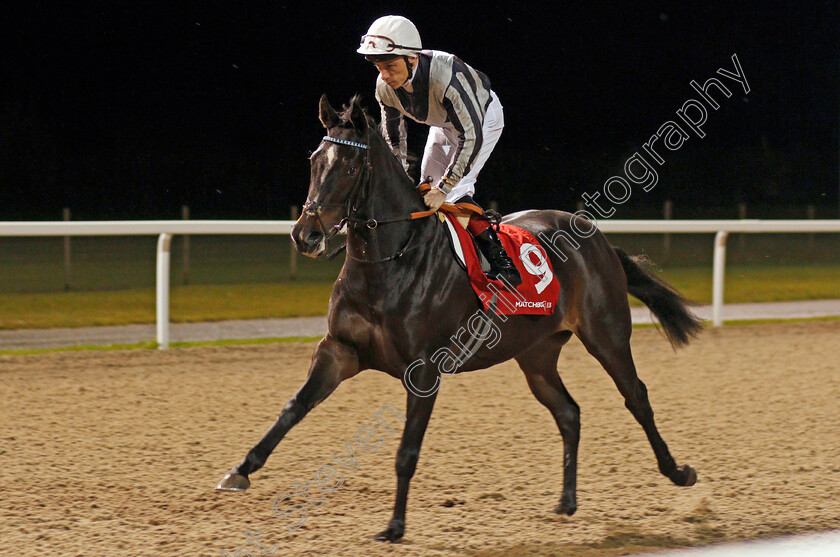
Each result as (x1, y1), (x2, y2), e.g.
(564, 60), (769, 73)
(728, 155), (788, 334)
(342, 140), (461, 305)
(340, 137), (470, 319)
(346, 139), (433, 261)
(365, 139), (427, 216)
(345, 211), (453, 298)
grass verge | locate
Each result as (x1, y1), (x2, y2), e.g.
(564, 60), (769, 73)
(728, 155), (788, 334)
(658, 264), (840, 305)
(1, 264), (838, 330)
(0, 335), (324, 356)
(0, 283), (334, 329)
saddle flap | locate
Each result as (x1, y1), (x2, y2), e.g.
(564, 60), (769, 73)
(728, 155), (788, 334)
(439, 213), (489, 272)
(440, 213), (560, 315)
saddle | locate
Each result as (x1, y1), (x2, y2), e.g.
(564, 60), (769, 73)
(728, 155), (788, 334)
(438, 212), (560, 316)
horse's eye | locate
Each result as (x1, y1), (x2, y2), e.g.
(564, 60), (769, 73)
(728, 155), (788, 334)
(348, 165), (357, 175)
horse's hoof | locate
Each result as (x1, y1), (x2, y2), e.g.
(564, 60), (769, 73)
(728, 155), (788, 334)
(374, 520), (405, 543)
(216, 472), (250, 492)
(555, 501), (577, 516)
(676, 464), (697, 487)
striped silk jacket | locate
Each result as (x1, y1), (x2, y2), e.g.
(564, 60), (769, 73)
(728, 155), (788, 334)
(375, 50), (495, 186)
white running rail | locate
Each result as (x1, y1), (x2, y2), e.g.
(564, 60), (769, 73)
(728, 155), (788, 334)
(1, 219), (838, 348)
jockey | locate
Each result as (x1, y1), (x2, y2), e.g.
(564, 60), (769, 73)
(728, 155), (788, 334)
(357, 15), (522, 287)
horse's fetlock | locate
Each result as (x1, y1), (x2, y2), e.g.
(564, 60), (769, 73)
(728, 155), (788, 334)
(659, 458), (677, 477)
(241, 451), (266, 474)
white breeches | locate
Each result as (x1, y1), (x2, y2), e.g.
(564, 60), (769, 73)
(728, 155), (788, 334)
(420, 91), (504, 202)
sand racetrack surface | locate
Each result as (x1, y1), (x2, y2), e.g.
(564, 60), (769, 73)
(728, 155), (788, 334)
(1, 321), (839, 556)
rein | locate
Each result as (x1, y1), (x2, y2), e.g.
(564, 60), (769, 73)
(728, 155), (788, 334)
(303, 133), (428, 263)
(303, 133), (481, 263)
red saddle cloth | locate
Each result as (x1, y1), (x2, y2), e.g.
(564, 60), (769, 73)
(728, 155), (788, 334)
(442, 213), (560, 315)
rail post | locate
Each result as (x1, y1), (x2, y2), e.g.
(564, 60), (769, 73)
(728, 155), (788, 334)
(63, 208), (71, 290)
(181, 205), (190, 284)
(156, 233), (173, 349)
(712, 230), (729, 327)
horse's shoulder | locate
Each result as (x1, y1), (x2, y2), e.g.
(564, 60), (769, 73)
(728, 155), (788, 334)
(327, 284), (373, 350)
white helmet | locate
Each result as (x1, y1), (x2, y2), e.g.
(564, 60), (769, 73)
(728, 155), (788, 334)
(357, 15), (422, 58)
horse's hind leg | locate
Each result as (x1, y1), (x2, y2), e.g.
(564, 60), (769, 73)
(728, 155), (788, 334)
(576, 322), (696, 487)
(216, 335), (360, 492)
(515, 330), (580, 515)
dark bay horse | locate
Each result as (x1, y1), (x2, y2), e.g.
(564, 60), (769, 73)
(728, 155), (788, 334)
(216, 95), (703, 542)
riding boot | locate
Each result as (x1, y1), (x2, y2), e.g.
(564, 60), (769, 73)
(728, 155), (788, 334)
(473, 227), (523, 286)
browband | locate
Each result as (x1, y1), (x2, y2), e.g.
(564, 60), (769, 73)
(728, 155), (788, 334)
(322, 136), (368, 149)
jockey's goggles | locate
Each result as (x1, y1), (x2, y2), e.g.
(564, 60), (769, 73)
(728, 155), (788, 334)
(359, 34), (422, 53)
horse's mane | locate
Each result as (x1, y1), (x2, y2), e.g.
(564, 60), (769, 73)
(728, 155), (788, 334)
(334, 94), (416, 187)
(336, 94), (379, 136)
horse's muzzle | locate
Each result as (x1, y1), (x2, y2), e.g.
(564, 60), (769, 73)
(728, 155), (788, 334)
(291, 219), (327, 258)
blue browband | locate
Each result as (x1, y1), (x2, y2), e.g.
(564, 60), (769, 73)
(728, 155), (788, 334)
(322, 136), (368, 150)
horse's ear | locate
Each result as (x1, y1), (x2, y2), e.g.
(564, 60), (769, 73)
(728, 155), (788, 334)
(319, 94), (340, 129)
(349, 98), (368, 132)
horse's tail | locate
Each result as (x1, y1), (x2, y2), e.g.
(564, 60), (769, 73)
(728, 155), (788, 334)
(614, 247), (703, 347)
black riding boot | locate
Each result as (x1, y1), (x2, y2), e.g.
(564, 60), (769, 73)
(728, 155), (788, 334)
(474, 227), (523, 286)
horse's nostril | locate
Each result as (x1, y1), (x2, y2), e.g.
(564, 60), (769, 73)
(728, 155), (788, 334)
(307, 231), (324, 244)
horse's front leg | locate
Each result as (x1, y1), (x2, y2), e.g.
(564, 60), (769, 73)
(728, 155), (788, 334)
(216, 335), (360, 492)
(375, 386), (439, 542)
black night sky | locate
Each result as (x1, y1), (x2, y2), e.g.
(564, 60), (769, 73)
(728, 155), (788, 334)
(1, 1), (838, 220)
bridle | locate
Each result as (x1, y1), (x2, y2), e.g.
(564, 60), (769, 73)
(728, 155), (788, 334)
(301, 134), (371, 249)
(302, 132), (431, 263)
